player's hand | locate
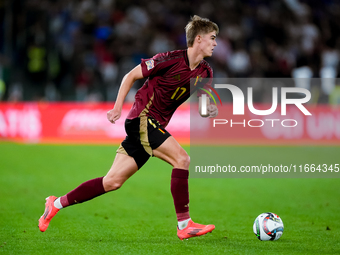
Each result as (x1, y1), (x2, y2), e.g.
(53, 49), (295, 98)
(107, 108), (121, 124)
(207, 104), (218, 118)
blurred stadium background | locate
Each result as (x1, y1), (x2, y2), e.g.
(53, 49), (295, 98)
(1, 0), (340, 102)
(1, 1), (340, 254)
(1, 0), (340, 144)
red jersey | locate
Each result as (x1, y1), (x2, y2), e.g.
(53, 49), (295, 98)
(126, 49), (213, 127)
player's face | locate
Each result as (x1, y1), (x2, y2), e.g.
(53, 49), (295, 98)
(199, 31), (217, 57)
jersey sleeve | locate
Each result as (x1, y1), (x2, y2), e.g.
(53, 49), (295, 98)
(141, 52), (172, 78)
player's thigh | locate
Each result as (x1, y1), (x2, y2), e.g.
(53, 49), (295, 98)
(103, 152), (138, 192)
(153, 136), (190, 169)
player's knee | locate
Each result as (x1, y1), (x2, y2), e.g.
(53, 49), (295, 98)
(105, 181), (122, 192)
(176, 152), (190, 169)
(103, 178), (123, 192)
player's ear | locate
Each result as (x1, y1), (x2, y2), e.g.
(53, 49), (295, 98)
(196, 34), (202, 43)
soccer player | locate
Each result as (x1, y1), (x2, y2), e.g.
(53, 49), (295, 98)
(39, 15), (219, 240)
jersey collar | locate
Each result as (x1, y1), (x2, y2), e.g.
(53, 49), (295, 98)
(184, 49), (202, 70)
(184, 49), (190, 67)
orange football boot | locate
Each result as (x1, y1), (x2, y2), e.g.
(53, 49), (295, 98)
(177, 219), (215, 240)
(38, 196), (60, 232)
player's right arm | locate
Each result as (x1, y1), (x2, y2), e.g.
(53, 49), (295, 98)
(107, 64), (144, 124)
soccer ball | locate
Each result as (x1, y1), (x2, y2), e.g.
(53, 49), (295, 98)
(253, 212), (284, 241)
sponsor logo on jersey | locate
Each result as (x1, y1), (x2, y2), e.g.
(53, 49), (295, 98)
(173, 74), (181, 81)
(146, 59), (154, 70)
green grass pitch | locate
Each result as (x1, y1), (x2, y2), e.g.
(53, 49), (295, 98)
(0, 142), (339, 254)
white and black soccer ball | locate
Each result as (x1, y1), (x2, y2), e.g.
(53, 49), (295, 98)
(253, 212), (284, 241)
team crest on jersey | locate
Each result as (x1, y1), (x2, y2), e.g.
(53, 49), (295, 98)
(146, 59), (154, 70)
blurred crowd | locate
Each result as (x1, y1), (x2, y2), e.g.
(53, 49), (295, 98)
(1, 0), (340, 103)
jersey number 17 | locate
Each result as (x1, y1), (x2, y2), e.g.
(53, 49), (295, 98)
(171, 87), (186, 100)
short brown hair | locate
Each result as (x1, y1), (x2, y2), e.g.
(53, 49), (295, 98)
(185, 15), (219, 47)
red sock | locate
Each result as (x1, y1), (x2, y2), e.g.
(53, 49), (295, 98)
(60, 177), (106, 208)
(171, 168), (190, 221)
